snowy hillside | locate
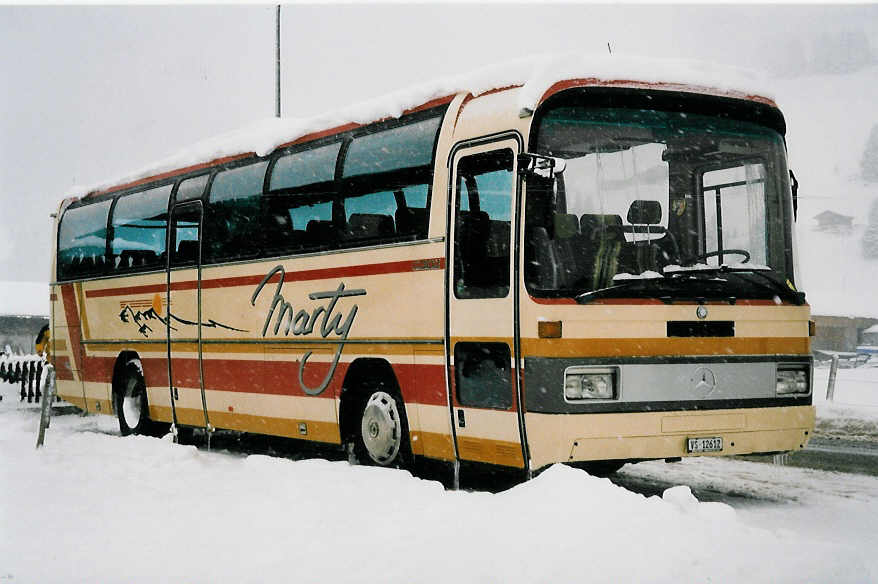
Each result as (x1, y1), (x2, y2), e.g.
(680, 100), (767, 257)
(0, 281), (49, 317)
(774, 65), (878, 317)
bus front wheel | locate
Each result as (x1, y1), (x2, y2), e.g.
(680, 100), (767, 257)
(567, 460), (626, 477)
(354, 390), (410, 468)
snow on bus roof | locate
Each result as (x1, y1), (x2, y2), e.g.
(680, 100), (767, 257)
(74, 53), (772, 200)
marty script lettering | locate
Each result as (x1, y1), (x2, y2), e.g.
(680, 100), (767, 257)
(251, 265), (366, 396)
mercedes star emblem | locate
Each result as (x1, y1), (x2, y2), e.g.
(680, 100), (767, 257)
(693, 367), (717, 396)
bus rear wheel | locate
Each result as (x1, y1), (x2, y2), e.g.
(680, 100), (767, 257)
(115, 361), (164, 437)
(354, 390), (410, 468)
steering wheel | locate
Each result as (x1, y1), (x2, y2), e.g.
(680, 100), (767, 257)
(681, 249), (750, 265)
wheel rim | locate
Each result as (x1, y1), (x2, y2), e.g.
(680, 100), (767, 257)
(122, 380), (143, 430)
(360, 391), (402, 465)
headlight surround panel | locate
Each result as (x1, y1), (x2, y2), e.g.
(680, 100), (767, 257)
(563, 366), (618, 402)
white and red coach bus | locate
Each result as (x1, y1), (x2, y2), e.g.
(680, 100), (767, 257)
(49, 60), (815, 480)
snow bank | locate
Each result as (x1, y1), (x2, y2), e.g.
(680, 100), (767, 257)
(0, 280), (49, 316)
(2, 377), (875, 583)
(70, 53), (771, 199)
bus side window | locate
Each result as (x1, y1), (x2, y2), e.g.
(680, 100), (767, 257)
(110, 184), (171, 272)
(204, 161), (268, 264)
(455, 342), (513, 409)
(176, 173), (208, 203)
(57, 199), (112, 281)
(170, 207), (201, 267)
(453, 150), (514, 299)
(266, 143), (341, 255)
(340, 115), (442, 246)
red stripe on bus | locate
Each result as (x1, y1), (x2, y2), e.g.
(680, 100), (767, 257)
(537, 79), (778, 110)
(277, 122), (361, 150)
(54, 356), (74, 380)
(82, 95), (456, 200)
(84, 153), (253, 199)
(60, 284), (84, 373)
(126, 355), (451, 406)
(85, 257), (446, 298)
(277, 95), (456, 150)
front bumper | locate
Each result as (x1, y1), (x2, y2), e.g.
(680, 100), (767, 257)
(525, 405), (815, 470)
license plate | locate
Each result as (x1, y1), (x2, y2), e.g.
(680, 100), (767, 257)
(687, 436), (723, 453)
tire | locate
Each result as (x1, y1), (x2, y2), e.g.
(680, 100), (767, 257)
(568, 460), (626, 477)
(115, 361), (165, 437)
(353, 389), (411, 468)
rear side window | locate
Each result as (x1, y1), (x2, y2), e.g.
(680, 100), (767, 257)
(57, 199), (112, 280)
(339, 115), (442, 245)
(204, 161), (268, 263)
(110, 184), (171, 272)
(342, 117), (441, 178)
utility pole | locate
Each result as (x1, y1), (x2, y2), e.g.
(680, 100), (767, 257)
(276, 5), (281, 118)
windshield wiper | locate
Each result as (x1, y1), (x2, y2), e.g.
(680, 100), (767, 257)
(725, 269), (805, 305)
(663, 265), (805, 305)
(575, 279), (657, 304)
(574, 277), (692, 304)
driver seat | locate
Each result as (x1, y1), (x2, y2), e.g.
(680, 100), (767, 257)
(626, 200), (664, 273)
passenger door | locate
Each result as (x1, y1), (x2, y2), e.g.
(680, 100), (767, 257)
(446, 139), (526, 471)
(166, 200), (208, 431)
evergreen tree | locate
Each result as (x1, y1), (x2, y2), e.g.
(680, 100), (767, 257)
(863, 124), (878, 183)
(863, 198), (878, 258)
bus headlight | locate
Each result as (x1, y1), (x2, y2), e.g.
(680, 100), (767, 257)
(776, 367), (809, 395)
(564, 368), (616, 400)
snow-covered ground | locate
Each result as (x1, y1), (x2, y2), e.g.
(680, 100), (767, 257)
(2, 367), (878, 583)
(814, 364), (878, 439)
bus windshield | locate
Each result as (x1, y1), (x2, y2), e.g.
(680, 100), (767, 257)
(525, 104), (796, 302)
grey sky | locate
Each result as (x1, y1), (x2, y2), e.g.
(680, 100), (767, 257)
(1, 4), (876, 282)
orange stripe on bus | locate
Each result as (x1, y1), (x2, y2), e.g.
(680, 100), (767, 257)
(456, 436), (524, 468)
(85, 257), (446, 298)
(150, 406), (342, 443)
(521, 336), (809, 358)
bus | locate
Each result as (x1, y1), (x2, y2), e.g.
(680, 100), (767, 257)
(49, 61), (815, 481)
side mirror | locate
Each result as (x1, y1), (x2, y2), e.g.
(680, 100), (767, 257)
(519, 153), (566, 179)
(789, 169), (799, 221)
